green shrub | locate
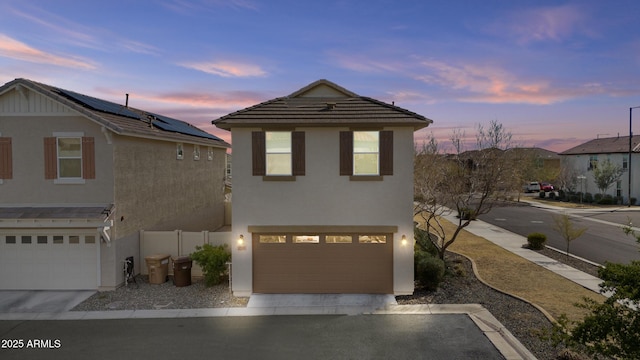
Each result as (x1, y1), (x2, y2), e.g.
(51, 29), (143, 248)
(527, 232), (547, 250)
(631, 197), (637, 206)
(598, 194), (614, 205)
(414, 227), (438, 257)
(414, 250), (445, 290)
(458, 207), (476, 220)
(190, 244), (231, 286)
(549, 191), (556, 200)
(539, 191), (545, 198)
(584, 192), (593, 203)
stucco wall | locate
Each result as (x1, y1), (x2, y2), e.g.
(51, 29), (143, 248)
(112, 135), (227, 238)
(564, 153), (639, 203)
(0, 115), (114, 204)
(230, 127), (415, 296)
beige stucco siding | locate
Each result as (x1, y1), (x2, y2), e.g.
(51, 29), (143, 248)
(0, 115), (114, 204)
(112, 135), (226, 238)
(230, 127), (415, 295)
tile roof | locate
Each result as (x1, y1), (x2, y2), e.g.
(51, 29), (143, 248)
(560, 135), (640, 155)
(0, 78), (229, 148)
(213, 79), (432, 130)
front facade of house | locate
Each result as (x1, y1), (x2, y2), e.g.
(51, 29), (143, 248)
(0, 79), (229, 290)
(560, 135), (640, 203)
(214, 80), (432, 296)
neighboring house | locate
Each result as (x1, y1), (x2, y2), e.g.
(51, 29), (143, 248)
(213, 79), (432, 296)
(0, 78), (229, 290)
(560, 135), (640, 202)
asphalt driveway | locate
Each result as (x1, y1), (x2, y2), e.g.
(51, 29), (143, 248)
(0, 314), (504, 360)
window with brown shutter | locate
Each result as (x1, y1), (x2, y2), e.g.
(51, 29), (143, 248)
(0, 137), (12, 179)
(340, 130), (393, 177)
(82, 137), (95, 179)
(253, 131), (305, 177)
(44, 137), (57, 179)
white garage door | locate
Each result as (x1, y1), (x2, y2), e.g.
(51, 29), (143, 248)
(0, 232), (98, 290)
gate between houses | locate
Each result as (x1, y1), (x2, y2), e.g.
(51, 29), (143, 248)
(139, 230), (233, 277)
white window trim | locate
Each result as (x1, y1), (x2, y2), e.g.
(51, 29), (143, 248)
(55, 133), (84, 180)
(265, 131), (292, 176)
(176, 143), (184, 160)
(193, 144), (200, 161)
(353, 131), (380, 176)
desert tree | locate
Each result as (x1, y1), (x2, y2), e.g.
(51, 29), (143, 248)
(592, 158), (624, 195)
(414, 120), (519, 260)
(551, 213), (587, 258)
(556, 157), (581, 193)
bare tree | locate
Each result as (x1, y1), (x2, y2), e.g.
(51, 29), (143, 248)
(551, 213), (587, 258)
(414, 120), (518, 260)
(556, 157), (581, 192)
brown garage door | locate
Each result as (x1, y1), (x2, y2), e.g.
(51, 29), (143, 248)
(253, 233), (393, 294)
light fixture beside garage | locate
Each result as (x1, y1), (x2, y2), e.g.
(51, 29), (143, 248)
(237, 234), (246, 251)
(401, 235), (407, 246)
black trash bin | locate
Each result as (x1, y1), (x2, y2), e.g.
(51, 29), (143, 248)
(172, 256), (193, 287)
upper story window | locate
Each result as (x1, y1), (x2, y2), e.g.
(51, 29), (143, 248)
(266, 131), (292, 175)
(340, 130), (393, 178)
(57, 137), (82, 178)
(176, 143), (184, 160)
(353, 131), (379, 175)
(588, 155), (598, 171)
(252, 131), (305, 177)
(623, 155), (628, 170)
(193, 144), (200, 160)
(44, 134), (95, 182)
(207, 147), (214, 161)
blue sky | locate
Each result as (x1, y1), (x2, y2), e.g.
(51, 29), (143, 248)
(1, 0), (639, 152)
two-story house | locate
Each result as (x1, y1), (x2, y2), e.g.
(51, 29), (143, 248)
(0, 78), (229, 290)
(560, 135), (640, 203)
(213, 79), (432, 296)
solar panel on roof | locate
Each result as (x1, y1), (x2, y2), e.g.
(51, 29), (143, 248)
(150, 113), (223, 141)
(56, 89), (141, 120)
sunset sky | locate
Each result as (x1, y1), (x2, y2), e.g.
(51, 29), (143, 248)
(1, 0), (639, 153)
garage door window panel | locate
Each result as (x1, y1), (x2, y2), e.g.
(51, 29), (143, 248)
(6, 236), (16, 244)
(21, 236), (32, 244)
(359, 235), (387, 243)
(53, 236), (64, 244)
(326, 235), (353, 244)
(85, 235), (96, 244)
(259, 235), (287, 243)
(294, 235), (319, 244)
(37, 236), (48, 244)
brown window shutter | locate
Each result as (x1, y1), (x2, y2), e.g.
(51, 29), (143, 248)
(380, 131), (393, 175)
(252, 131), (266, 176)
(82, 137), (96, 179)
(44, 137), (57, 179)
(0, 137), (12, 179)
(339, 131), (353, 176)
(292, 131), (305, 176)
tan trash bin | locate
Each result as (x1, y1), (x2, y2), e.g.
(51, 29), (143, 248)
(145, 254), (170, 284)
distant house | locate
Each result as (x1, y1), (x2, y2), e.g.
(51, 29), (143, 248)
(0, 78), (229, 290)
(213, 79), (432, 296)
(560, 135), (640, 202)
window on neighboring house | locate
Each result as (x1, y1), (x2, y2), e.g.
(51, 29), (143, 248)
(193, 144), (200, 160)
(207, 147), (214, 161)
(623, 155), (628, 171)
(226, 154), (232, 178)
(617, 180), (622, 197)
(176, 143), (184, 160)
(252, 131), (305, 176)
(588, 155), (598, 171)
(0, 136), (12, 182)
(44, 135), (95, 181)
(340, 130), (393, 177)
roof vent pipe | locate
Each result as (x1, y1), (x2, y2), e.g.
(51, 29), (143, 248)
(125, 93), (129, 108)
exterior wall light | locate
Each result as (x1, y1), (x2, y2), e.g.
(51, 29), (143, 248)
(401, 234), (408, 246)
(237, 234), (246, 251)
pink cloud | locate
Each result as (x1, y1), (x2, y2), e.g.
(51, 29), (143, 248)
(489, 4), (596, 45)
(416, 59), (604, 105)
(0, 34), (96, 70)
(180, 60), (267, 77)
